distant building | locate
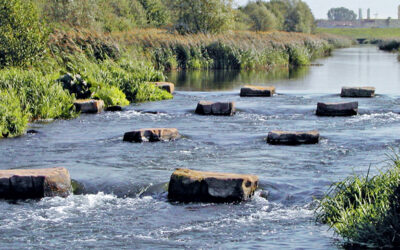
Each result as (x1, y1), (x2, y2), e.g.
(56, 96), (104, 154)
(398, 5), (400, 19)
(367, 8), (371, 20)
(359, 8), (363, 20)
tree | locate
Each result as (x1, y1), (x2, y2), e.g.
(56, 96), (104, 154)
(284, 0), (315, 33)
(327, 7), (357, 21)
(139, 0), (170, 27)
(242, 2), (278, 32)
(173, 0), (234, 34)
(0, 0), (48, 67)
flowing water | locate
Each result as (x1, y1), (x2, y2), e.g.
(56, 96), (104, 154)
(1, 46), (400, 249)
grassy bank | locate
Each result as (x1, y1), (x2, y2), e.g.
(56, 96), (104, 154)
(317, 28), (400, 40)
(113, 29), (352, 71)
(317, 153), (400, 248)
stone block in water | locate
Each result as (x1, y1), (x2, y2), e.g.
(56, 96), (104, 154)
(240, 85), (275, 97)
(195, 101), (235, 116)
(341, 87), (375, 97)
(267, 130), (320, 145)
(74, 99), (104, 114)
(123, 128), (180, 143)
(168, 168), (258, 203)
(0, 167), (72, 199)
(153, 82), (175, 94)
(316, 102), (358, 116)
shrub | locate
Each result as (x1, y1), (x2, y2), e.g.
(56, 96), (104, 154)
(93, 85), (129, 107)
(0, 89), (29, 138)
(317, 152), (400, 248)
(0, 69), (75, 120)
(0, 0), (48, 67)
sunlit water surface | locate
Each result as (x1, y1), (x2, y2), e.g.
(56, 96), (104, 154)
(1, 46), (400, 248)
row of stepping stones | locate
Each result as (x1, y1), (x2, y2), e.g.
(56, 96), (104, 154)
(123, 86), (374, 145)
(2, 86), (374, 202)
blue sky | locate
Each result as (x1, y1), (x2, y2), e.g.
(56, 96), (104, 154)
(235, 0), (400, 19)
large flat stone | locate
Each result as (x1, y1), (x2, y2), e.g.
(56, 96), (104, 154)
(341, 87), (375, 97)
(267, 130), (320, 145)
(168, 168), (258, 203)
(240, 85), (275, 97)
(123, 128), (180, 143)
(153, 82), (175, 94)
(195, 101), (235, 116)
(74, 99), (104, 114)
(316, 102), (358, 116)
(0, 167), (72, 199)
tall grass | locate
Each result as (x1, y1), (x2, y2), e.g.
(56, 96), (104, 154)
(112, 29), (352, 70)
(317, 151), (400, 248)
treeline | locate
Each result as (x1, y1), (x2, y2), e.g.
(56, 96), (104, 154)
(33, 0), (316, 34)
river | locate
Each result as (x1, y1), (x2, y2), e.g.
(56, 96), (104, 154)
(1, 46), (400, 248)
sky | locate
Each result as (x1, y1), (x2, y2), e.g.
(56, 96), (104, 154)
(235, 0), (400, 19)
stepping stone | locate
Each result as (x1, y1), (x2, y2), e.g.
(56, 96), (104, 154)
(123, 128), (180, 143)
(341, 87), (375, 97)
(74, 99), (104, 114)
(195, 101), (235, 116)
(240, 85), (275, 97)
(0, 167), (72, 199)
(105, 106), (123, 112)
(153, 82), (175, 94)
(316, 102), (358, 116)
(267, 130), (319, 145)
(168, 168), (258, 203)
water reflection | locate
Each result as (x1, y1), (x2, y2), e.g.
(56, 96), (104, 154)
(166, 66), (310, 91)
(167, 46), (400, 95)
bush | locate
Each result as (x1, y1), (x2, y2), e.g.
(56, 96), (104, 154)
(317, 152), (400, 248)
(0, 89), (29, 138)
(0, 69), (75, 120)
(93, 85), (129, 107)
(0, 0), (48, 67)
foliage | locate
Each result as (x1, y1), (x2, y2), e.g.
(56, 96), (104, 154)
(0, 0), (48, 67)
(241, 2), (278, 32)
(283, 0), (315, 33)
(327, 7), (357, 21)
(317, 152), (400, 248)
(115, 29), (351, 70)
(0, 89), (29, 138)
(0, 69), (75, 120)
(93, 85), (129, 107)
(173, 0), (234, 34)
(139, 0), (170, 27)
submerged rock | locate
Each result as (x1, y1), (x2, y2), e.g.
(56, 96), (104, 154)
(153, 82), (175, 94)
(168, 168), (258, 203)
(74, 99), (104, 114)
(195, 101), (236, 116)
(316, 102), (358, 116)
(105, 106), (123, 112)
(240, 85), (275, 97)
(341, 87), (375, 98)
(267, 130), (320, 145)
(123, 128), (180, 143)
(0, 167), (72, 199)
